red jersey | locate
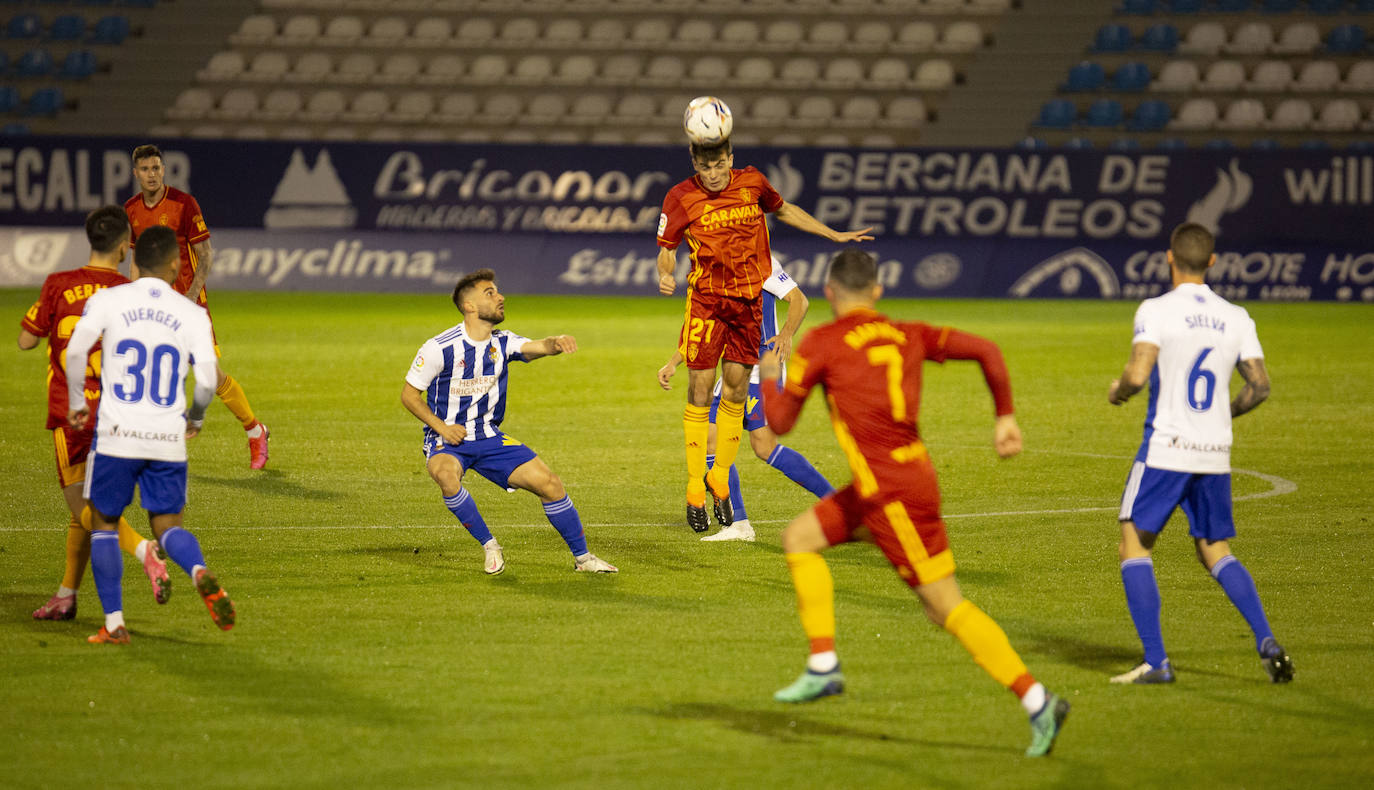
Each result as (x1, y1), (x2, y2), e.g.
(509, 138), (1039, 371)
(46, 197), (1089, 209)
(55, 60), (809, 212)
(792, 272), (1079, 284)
(657, 166), (784, 299)
(20, 265), (130, 429)
(763, 308), (1014, 499)
(124, 185), (211, 307)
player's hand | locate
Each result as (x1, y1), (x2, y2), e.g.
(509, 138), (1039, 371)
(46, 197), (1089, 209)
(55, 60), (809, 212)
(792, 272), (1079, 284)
(758, 346), (783, 382)
(994, 414), (1022, 459)
(657, 361), (676, 390)
(185, 418), (204, 439)
(436, 423), (467, 446)
(833, 226), (876, 243)
(548, 334), (577, 355)
(658, 272), (676, 296)
(67, 408), (89, 431)
(766, 333), (795, 364)
(1108, 378), (1123, 405)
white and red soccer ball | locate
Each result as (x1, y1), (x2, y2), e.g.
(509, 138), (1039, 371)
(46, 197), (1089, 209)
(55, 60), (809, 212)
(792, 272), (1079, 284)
(682, 96), (733, 145)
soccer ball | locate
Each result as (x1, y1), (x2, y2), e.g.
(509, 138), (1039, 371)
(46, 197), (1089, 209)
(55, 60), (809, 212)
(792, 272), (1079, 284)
(682, 96), (733, 145)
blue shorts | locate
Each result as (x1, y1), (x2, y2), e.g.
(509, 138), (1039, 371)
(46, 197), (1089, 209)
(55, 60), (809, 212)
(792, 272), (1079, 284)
(84, 452), (188, 517)
(709, 380), (767, 432)
(1118, 461), (1235, 541)
(423, 430), (537, 490)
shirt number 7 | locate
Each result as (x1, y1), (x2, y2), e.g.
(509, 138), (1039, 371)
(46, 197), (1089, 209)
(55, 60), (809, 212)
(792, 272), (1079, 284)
(867, 345), (907, 422)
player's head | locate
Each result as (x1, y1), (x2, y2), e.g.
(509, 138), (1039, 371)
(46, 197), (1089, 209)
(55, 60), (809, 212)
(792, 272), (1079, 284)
(452, 268), (505, 325)
(1168, 222), (1216, 275)
(824, 248), (883, 313)
(132, 144), (165, 196)
(85, 205), (130, 260)
(134, 225), (179, 283)
(690, 140), (733, 192)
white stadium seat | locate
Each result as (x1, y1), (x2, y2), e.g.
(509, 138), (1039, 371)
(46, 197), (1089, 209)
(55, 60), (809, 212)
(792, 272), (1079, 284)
(167, 88), (214, 121)
(434, 92), (479, 124)
(838, 96), (883, 126)
(467, 54), (510, 84)
(1273, 23), (1319, 55)
(1342, 61), (1374, 92)
(247, 52), (290, 82)
(779, 57), (821, 87)
(894, 21), (938, 52)
(1248, 61), (1294, 92)
(869, 58), (911, 88)
(320, 16), (363, 46)
(1216, 98), (1265, 130)
(1153, 60), (1199, 91)
(289, 52), (333, 83)
(543, 19), (583, 46)
(299, 89), (346, 122)
(199, 51), (245, 82)
(1313, 98), (1361, 131)
(1170, 98), (1219, 130)
(763, 20), (805, 51)
(481, 93), (524, 124)
(213, 88), (259, 121)
(1225, 22), (1274, 55)
(500, 18), (540, 45)
(854, 21), (894, 48)
(393, 91), (435, 123)
(374, 54), (421, 84)
(614, 94), (657, 123)
(342, 90), (390, 123)
(884, 96), (927, 127)
(1180, 23), (1226, 56)
(366, 17), (410, 48)
(1201, 60), (1246, 91)
(419, 54), (463, 85)
(602, 54), (642, 83)
(456, 19), (496, 45)
(230, 15), (276, 46)
(644, 55), (685, 85)
(914, 58), (956, 90)
(258, 88), (303, 121)
(332, 53), (378, 84)
(526, 93), (569, 124)
(553, 55), (597, 85)
(570, 94), (614, 124)
(276, 15), (322, 46)
(510, 54), (554, 84)
(735, 57), (776, 86)
(1267, 98), (1313, 130)
(750, 95), (792, 125)
(586, 19), (628, 47)
(805, 21), (849, 52)
(821, 58), (865, 88)
(937, 21), (983, 53)
(1295, 60), (1341, 92)
(630, 18), (672, 47)
(410, 17), (453, 47)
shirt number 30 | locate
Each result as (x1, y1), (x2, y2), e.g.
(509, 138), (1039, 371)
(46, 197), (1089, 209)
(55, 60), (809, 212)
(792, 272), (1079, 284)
(111, 338), (182, 407)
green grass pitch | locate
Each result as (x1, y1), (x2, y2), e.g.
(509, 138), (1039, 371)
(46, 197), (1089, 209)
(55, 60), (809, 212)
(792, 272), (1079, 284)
(1, 289), (1372, 790)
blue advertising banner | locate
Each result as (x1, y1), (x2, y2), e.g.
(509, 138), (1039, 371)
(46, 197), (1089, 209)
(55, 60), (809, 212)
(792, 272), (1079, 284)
(2, 137), (1372, 301)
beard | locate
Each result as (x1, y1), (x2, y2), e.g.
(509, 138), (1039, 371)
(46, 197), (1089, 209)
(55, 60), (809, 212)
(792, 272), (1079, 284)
(478, 307), (505, 324)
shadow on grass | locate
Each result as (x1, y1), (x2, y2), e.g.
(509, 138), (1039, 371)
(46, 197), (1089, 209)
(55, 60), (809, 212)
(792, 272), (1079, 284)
(639, 701), (1016, 755)
(1016, 624), (1140, 673)
(191, 469), (336, 501)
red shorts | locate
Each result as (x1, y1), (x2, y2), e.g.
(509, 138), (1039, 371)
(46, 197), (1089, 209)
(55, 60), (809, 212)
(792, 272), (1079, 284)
(53, 424), (93, 488)
(679, 291), (763, 370)
(814, 465), (955, 588)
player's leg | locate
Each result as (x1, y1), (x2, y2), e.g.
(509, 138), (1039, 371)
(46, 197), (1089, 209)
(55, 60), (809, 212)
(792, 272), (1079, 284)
(83, 453), (137, 644)
(1185, 476), (1292, 682)
(684, 365), (716, 533)
(750, 422), (834, 500)
(78, 502), (171, 605)
(426, 445), (501, 574)
(142, 461), (234, 631)
(702, 387), (753, 542)
(704, 360), (748, 527)
(506, 452), (616, 573)
(1113, 462), (1178, 683)
(774, 491), (848, 703)
(214, 362), (270, 470)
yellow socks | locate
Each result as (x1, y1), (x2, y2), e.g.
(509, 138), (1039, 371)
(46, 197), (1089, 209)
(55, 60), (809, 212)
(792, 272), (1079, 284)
(786, 551), (836, 654)
(708, 400), (745, 495)
(61, 516), (90, 590)
(80, 506), (151, 558)
(216, 374), (257, 428)
(943, 600), (1036, 695)
(684, 404), (710, 505)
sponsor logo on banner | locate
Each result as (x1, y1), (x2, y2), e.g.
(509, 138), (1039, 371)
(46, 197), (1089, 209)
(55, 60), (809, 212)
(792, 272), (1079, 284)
(1185, 159), (1252, 236)
(913, 253), (961, 290)
(1009, 247), (1120, 298)
(0, 229), (70, 280)
(764, 154), (805, 203)
(264, 148), (356, 229)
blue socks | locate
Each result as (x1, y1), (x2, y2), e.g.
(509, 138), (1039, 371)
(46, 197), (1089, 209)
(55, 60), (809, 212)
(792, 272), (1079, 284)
(159, 526), (206, 577)
(1121, 556), (1167, 668)
(728, 463), (747, 521)
(1210, 555), (1274, 652)
(543, 496), (587, 556)
(90, 529), (123, 615)
(445, 488), (493, 545)
(767, 445), (834, 499)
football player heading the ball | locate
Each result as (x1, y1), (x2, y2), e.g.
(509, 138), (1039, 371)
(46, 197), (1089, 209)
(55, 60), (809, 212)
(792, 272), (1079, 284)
(656, 96), (874, 535)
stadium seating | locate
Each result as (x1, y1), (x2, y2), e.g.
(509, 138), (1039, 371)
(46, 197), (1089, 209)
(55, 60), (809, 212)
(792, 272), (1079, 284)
(1325, 24), (1366, 53)
(1083, 97), (1125, 127)
(1140, 23), (1180, 52)
(49, 14), (86, 42)
(1171, 97), (1220, 129)
(1112, 61), (1152, 91)
(1092, 23), (1133, 53)
(1153, 59), (1200, 90)
(25, 85), (63, 115)
(1128, 99), (1172, 130)
(1063, 61), (1106, 92)
(88, 15), (129, 45)
(1313, 98), (1361, 130)
(1202, 60), (1247, 90)
(0, 86), (19, 114)
(1269, 97), (1313, 129)
(6, 13), (41, 40)
(1295, 59), (1341, 90)
(1035, 98), (1077, 128)
(14, 47), (54, 77)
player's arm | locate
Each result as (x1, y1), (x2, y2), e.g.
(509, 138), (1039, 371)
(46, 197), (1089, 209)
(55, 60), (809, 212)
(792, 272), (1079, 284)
(656, 246), (678, 296)
(769, 287), (809, 362)
(185, 318), (217, 438)
(17, 328), (39, 350)
(401, 382), (466, 445)
(520, 335), (577, 360)
(773, 202), (875, 244)
(186, 239), (213, 303)
(940, 329), (1022, 458)
(64, 317), (101, 430)
(658, 348), (684, 390)
(1231, 357), (1270, 418)
(1108, 342), (1159, 406)
(759, 347), (810, 436)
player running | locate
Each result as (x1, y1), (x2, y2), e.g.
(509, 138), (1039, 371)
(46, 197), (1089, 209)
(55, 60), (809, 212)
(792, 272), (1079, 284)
(19, 206), (170, 621)
(65, 226), (236, 644)
(658, 257), (832, 541)
(402, 269), (617, 575)
(1108, 222), (1292, 684)
(760, 248), (1069, 757)
(125, 144), (269, 469)
(656, 133), (871, 534)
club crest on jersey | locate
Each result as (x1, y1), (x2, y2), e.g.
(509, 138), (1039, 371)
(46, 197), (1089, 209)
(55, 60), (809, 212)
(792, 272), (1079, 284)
(739, 187), (752, 204)
(687, 343), (699, 361)
(159, 213), (170, 226)
(487, 345), (498, 364)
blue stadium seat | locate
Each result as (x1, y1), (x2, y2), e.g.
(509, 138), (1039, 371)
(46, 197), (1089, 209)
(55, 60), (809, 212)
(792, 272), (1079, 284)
(88, 15), (129, 44)
(1346, 140), (1374, 152)
(1092, 23), (1133, 52)
(1326, 24), (1367, 53)
(119, 0), (158, 7)
(0, 85), (19, 113)
(0, 50), (7, 73)
(1299, 139), (1331, 150)
(1203, 138), (1236, 149)
(1168, 0), (1203, 12)
(1016, 136), (1049, 150)
(1112, 61), (1152, 91)
(1127, 99), (1171, 130)
(1308, 0), (1346, 11)
(1062, 61), (1106, 91)
(59, 48), (97, 78)
(14, 47), (53, 76)
(1, 121), (31, 135)
(1250, 138), (1281, 150)
(49, 14), (86, 41)
(1154, 137), (1189, 150)
(1063, 137), (1095, 149)
(1082, 97), (1125, 127)
(1140, 23), (1179, 52)
(25, 85), (64, 115)
(1260, 0), (1299, 11)
(1119, 0), (1158, 13)
(1109, 138), (1143, 150)
(6, 13), (42, 39)
(1034, 98), (1077, 127)
(1214, 0), (1253, 10)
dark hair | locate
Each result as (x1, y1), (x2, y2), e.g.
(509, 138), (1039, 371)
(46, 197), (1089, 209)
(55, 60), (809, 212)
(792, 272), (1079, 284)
(452, 268), (497, 310)
(85, 205), (130, 254)
(827, 247), (878, 292)
(1170, 222), (1214, 273)
(132, 144), (163, 164)
(134, 226), (179, 273)
(689, 139), (732, 165)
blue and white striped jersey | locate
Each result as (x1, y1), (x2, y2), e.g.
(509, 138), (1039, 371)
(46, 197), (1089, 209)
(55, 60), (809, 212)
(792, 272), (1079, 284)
(406, 323), (530, 442)
(751, 258), (799, 385)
